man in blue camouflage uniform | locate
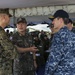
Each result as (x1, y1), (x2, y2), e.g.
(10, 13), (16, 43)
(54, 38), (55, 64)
(67, 19), (75, 33)
(11, 17), (38, 75)
(44, 10), (75, 75)
(0, 9), (17, 75)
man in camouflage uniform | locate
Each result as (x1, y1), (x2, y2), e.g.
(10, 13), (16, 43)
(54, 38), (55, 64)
(0, 9), (17, 75)
(44, 10), (75, 75)
(67, 19), (73, 31)
(11, 17), (38, 75)
(67, 19), (75, 33)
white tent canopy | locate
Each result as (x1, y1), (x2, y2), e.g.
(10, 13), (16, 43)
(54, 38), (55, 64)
(27, 24), (51, 32)
(4, 24), (51, 33)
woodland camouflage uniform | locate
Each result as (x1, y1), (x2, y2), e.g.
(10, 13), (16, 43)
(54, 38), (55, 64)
(0, 26), (17, 75)
(12, 31), (35, 75)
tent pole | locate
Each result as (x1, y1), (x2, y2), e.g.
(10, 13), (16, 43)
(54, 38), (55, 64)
(13, 9), (16, 33)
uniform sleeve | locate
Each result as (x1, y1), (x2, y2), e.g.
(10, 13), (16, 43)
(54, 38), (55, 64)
(45, 34), (64, 75)
(11, 34), (18, 45)
(0, 30), (17, 59)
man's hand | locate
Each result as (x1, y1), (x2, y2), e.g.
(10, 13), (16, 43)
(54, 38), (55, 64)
(30, 46), (38, 52)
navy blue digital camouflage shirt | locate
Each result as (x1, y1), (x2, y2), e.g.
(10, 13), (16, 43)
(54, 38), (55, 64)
(45, 26), (75, 75)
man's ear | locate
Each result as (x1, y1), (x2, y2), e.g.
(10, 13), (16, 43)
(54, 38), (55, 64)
(58, 18), (63, 23)
(0, 14), (6, 23)
(0, 14), (6, 24)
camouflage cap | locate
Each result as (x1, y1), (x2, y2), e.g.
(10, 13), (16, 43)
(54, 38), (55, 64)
(0, 8), (12, 17)
(17, 17), (27, 24)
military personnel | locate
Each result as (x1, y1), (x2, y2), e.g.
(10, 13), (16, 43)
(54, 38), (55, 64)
(11, 17), (38, 75)
(67, 19), (73, 31)
(0, 9), (17, 75)
(44, 10), (75, 75)
(66, 19), (75, 33)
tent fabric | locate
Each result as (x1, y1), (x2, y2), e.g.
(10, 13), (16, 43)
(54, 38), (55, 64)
(0, 0), (75, 8)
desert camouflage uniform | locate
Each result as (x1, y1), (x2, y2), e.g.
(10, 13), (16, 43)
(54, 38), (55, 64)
(0, 27), (16, 75)
(45, 26), (75, 75)
(12, 32), (35, 75)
